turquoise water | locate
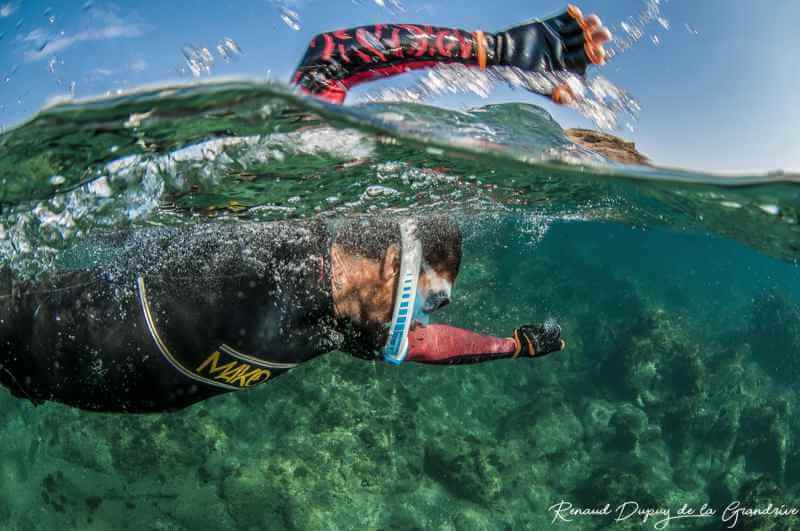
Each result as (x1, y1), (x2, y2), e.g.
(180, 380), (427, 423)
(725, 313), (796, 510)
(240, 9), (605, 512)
(1, 80), (799, 529)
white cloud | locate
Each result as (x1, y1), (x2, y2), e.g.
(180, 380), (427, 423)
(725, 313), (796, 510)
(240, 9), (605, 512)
(415, 3), (436, 15)
(20, 6), (147, 62)
(21, 28), (48, 44)
(129, 58), (148, 72)
(24, 23), (143, 61)
(87, 5), (125, 27)
(0, 3), (16, 18)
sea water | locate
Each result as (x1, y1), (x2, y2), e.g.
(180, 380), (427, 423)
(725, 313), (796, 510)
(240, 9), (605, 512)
(0, 80), (799, 529)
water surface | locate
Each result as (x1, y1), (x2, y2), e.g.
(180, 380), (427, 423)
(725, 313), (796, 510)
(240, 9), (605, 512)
(1, 79), (799, 530)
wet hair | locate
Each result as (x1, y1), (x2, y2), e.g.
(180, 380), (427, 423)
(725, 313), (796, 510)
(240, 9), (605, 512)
(416, 215), (462, 277)
(334, 215), (462, 276)
(334, 217), (401, 261)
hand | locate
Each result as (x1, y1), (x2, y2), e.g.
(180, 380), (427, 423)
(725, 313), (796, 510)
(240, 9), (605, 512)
(512, 323), (566, 358)
(494, 4), (612, 104)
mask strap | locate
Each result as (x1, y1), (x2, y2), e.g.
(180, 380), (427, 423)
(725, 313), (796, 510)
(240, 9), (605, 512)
(383, 219), (422, 365)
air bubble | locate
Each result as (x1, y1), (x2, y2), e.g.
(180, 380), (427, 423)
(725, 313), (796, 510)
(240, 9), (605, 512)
(182, 44), (214, 77)
(279, 6), (300, 31)
(216, 37), (242, 62)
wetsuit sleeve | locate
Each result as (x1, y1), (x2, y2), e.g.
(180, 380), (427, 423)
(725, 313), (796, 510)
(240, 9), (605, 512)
(405, 324), (518, 365)
(291, 9), (600, 104)
(291, 24), (497, 103)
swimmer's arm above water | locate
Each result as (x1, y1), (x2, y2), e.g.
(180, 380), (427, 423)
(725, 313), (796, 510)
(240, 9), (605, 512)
(291, 5), (611, 104)
(405, 323), (565, 365)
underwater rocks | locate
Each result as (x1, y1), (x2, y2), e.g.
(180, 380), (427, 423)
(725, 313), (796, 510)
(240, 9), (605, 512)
(734, 400), (790, 483)
(565, 128), (651, 166)
(608, 404), (649, 453)
(734, 476), (800, 530)
(568, 268), (800, 509)
(593, 301), (706, 415)
(422, 441), (504, 505)
(750, 289), (800, 385)
(498, 391), (583, 460)
(574, 465), (662, 519)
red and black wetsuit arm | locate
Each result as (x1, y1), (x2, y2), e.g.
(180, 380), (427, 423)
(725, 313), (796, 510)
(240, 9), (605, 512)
(291, 24), (497, 103)
(291, 9), (603, 104)
(405, 324), (519, 365)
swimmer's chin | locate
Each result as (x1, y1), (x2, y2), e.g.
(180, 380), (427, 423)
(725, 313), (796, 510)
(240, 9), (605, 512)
(332, 302), (393, 328)
(332, 301), (394, 340)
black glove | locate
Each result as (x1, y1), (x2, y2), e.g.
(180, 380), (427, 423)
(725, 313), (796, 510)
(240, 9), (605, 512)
(491, 6), (600, 77)
(513, 323), (566, 358)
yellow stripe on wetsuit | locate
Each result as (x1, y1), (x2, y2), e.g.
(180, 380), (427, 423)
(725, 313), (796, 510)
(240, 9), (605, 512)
(136, 276), (296, 391)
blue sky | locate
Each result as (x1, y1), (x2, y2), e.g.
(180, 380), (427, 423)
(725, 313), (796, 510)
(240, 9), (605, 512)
(0, 0), (798, 174)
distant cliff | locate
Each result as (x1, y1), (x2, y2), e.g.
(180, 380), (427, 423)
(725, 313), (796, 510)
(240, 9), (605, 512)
(565, 128), (651, 166)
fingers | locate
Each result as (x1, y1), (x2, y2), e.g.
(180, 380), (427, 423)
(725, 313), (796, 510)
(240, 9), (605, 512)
(551, 83), (576, 105)
(567, 6), (612, 66)
(583, 14), (602, 30)
(565, 27), (610, 48)
(513, 324), (565, 357)
(585, 43), (606, 65)
(591, 26), (612, 45)
(566, 5), (586, 29)
(585, 21), (611, 65)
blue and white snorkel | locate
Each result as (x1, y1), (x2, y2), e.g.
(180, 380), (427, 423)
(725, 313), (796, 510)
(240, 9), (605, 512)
(383, 219), (423, 365)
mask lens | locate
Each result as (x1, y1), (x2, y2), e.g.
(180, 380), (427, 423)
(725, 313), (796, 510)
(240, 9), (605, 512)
(412, 287), (430, 325)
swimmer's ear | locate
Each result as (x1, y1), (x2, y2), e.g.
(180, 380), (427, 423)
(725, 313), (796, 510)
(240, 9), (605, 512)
(382, 244), (401, 280)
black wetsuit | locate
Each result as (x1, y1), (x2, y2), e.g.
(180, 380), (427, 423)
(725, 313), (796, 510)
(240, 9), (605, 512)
(0, 221), (344, 412)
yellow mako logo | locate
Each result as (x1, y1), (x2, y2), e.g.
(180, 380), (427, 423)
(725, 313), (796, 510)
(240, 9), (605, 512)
(196, 350), (272, 388)
(137, 276), (298, 391)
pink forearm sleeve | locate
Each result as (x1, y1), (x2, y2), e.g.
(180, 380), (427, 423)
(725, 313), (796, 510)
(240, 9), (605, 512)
(291, 24), (490, 104)
(405, 324), (517, 365)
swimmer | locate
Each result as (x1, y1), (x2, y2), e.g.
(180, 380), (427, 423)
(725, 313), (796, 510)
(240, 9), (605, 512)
(292, 4), (612, 105)
(0, 4), (605, 412)
(0, 217), (564, 412)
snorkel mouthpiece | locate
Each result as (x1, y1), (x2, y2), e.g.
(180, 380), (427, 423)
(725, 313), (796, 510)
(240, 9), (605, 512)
(383, 219), (423, 365)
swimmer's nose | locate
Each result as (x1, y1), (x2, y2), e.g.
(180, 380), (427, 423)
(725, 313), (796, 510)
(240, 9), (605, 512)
(433, 297), (449, 311)
(425, 292), (450, 312)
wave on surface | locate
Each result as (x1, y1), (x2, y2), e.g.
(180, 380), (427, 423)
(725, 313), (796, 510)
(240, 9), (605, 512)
(0, 78), (798, 273)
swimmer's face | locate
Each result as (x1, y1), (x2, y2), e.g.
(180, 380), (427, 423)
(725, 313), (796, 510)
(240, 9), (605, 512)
(346, 244), (460, 327)
(416, 220), (461, 316)
(385, 235), (461, 324)
(331, 240), (461, 328)
(417, 260), (457, 315)
(331, 216), (462, 332)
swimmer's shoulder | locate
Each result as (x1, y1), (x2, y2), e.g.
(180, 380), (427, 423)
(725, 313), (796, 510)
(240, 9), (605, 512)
(89, 220), (332, 280)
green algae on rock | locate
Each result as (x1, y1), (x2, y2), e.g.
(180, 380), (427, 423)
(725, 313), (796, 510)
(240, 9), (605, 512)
(750, 289), (800, 385)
